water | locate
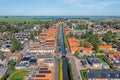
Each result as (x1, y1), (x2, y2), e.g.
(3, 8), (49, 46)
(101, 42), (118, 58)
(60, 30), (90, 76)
(59, 24), (70, 80)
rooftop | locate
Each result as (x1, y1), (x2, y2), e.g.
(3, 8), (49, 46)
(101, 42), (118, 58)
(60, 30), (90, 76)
(88, 70), (120, 79)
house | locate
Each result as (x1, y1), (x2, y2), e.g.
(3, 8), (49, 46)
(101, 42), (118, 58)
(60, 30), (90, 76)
(0, 53), (6, 66)
(33, 67), (53, 80)
(28, 42), (55, 54)
(0, 53), (5, 62)
(87, 57), (102, 68)
(68, 37), (79, 54)
(65, 27), (71, 35)
(102, 62), (110, 69)
(82, 48), (93, 54)
(15, 63), (28, 70)
(42, 59), (54, 67)
(0, 39), (12, 52)
(11, 32), (30, 44)
(16, 56), (37, 69)
(80, 60), (87, 67)
(37, 54), (54, 67)
(107, 52), (120, 65)
(40, 31), (47, 38)
(6, 53), (23, 60)
(71, 30), (85, 36)
(117, 46), (120, 52)
(87, 70), (120, 80)
(98, 45), (113, 52)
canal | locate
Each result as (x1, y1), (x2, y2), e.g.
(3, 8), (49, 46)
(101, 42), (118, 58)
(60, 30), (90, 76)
(60, 24), (70, 80)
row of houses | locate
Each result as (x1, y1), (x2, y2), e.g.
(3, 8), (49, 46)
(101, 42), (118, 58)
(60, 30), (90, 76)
(107, 52), (120, 66)
(0, 30), (30, 52)
(68, 37), (93, 54)
(80, 57), (110, 69)
(27, 26), (57, 54)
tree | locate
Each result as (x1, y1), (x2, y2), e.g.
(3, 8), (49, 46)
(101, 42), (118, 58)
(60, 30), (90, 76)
(74, 34), (79, 39)
(103, 31), (113, 44)
(88, 34), (101, 51)
(8, 60), (16, 66)
(80, 41), (89, 48)
(81, 31), (93, 39)
(75, 24), (88, 30)
(10, 38), (21, 53)
(0, 75), (7, 80)
(30, 32), (35, 41)
(74, 50), (80, 58)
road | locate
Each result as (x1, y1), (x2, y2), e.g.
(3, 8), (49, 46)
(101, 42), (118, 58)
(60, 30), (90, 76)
(54, 55), (59, 80)
(69, 56), (82, 80)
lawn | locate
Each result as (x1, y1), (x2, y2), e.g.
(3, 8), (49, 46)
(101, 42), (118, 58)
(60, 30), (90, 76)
(0, 17), (54, 23)
(9, 70), (26, 80)
(80, 70), (87, 80)
(97, 55), (114, 69)
(0, 18), (34, 22)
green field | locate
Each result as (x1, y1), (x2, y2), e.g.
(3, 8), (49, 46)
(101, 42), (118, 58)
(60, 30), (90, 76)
(80, 70), (87, 80)
(0, 17), (54, 23)
(9, 70), (26, 80)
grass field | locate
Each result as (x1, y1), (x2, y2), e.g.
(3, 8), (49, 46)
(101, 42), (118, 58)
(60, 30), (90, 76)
(0, 17), (54, 23)
(9, 70), (26, 80)
(80, 70), (87, 80)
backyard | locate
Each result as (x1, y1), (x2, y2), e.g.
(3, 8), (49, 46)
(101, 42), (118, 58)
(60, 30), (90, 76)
(8, 69), (26, 80)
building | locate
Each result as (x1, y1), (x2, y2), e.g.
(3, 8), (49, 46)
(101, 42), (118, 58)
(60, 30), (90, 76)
(0, 53), (6, 66)
(87, 57), (102, 68)
(33, 67), (53, 80)
(107, 52), (120, 66)
(37, 54), (54, 67)
(64, 27), (71, 35)
(87, 70), (120, 80)
(71, 30), (85, 36)
(6, 53), (23, 60)
(98, 45), (113, 52)
(28, 42), (55, 54)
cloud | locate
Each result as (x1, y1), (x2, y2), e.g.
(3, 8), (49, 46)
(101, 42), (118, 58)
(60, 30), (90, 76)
(62, 0), (120, 10)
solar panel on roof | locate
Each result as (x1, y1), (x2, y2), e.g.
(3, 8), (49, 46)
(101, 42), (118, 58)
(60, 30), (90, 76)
(88, 73), (94, 78)
(100, 73), (106, 78)
(117, 73), (120, 78)
(40, 68), (48, 70)
(109, 73), (115, 78)
(39, 70), (51, 73)
(36, 75), (45, 77)
(22, 57), (30, 61)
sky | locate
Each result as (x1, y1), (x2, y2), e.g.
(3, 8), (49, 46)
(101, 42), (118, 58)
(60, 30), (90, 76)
(0, 0), (120, 16)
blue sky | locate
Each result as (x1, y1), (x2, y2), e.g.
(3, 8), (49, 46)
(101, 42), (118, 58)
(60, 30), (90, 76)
(0, 0), (120, 15)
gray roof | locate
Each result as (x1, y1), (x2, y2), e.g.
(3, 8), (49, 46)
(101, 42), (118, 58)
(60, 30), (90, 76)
(0, 66), (9, 76)
(0, 53), (5, 60)
(87, 57), (101, 65)
(43, 59), (54, 63)
(88, 70), (120, 79)
(37, 54), (53, 59)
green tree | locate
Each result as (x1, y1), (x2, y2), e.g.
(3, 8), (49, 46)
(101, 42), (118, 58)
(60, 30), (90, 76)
(8, 60), (16, 66)
(74, 50), (80, 58)
(80, 41), (89, 48)
(10, 38), (21, 53)
(30, 32), (35, 41)
(103, 31), (113, 44)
